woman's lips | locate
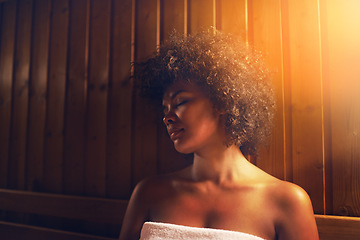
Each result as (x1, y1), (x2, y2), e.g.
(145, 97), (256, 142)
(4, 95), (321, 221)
(169, 128), (184, 141)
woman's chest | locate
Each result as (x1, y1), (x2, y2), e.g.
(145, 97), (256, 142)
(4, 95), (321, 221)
(148, 189), (276, 239)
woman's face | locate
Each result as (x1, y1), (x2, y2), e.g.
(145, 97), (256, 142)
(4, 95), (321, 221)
(162, 80), (225, 154)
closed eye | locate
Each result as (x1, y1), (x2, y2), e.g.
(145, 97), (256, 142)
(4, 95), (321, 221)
(175, 99), (188, 107)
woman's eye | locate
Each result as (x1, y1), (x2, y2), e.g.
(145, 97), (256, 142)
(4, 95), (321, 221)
(175, 99), (188, 107)
(162, 98), (190, 116)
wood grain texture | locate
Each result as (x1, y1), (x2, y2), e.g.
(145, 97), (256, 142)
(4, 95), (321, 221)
(250, 0), (285, 180)
(0, 0), (16, 188)
(26, 0), (51, 191)
(324, 0), (360, 216)
(316, 215), (360, 240)
(43, 0), (69, 193)
(318, 0), (333, 215)
(63, 0), (89, 195)
(0, 222), (113, 240)
(7, 0), (33, 191)
(285, 0), (325, 213)
(188, 0), (215, 34)
(106, 0), (133, 198)
(161, 0), (186, 40)
(85, 0), (111, 197)
(216, 0), (246, 40)
(279, 0), (294, 183)
(0, 189), (127, 224)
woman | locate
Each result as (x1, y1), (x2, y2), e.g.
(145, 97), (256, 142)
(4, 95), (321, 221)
(119, 30), (319, 240)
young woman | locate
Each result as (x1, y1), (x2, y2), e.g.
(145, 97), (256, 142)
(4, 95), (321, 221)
(119, 30), (319, 240)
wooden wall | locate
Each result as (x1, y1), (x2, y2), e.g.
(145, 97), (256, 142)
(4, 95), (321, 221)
(0, 0), (360, 218)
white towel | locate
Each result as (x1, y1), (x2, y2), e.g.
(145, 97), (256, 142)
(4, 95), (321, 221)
(139, 222), (265, 240)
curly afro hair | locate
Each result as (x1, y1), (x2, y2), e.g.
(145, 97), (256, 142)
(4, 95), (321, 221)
(134, 29), (275, 156)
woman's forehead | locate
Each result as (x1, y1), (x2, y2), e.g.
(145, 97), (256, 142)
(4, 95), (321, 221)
(163, 80), (200, 100)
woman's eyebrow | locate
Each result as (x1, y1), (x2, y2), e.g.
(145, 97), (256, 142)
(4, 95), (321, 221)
(163, 89), (190, 106)
(170, 89), (187, 100)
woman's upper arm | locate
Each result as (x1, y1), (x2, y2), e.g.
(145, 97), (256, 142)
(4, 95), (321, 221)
(119, 180), (150, 240)
(276, 183), (319, 240)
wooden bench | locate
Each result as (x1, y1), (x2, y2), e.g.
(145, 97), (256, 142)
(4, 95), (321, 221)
(315, 214), (360, 240)
(0, 189), (127, 240)
(1, 189), (360, 240)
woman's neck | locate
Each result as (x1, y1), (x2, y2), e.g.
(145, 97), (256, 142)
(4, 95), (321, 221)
(191, 145), (250, 185)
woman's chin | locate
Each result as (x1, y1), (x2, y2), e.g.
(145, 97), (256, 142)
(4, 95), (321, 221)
(173, 142), (194, 154)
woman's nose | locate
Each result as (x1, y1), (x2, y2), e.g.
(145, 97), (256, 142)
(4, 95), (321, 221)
(163, 111), (176, 125)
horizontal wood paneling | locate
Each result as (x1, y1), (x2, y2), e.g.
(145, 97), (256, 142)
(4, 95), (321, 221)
(0, 2), (360, 237)
(0, 222), (114, 240)
(316, 215), (360, 240)
(0, 189), (127, 224)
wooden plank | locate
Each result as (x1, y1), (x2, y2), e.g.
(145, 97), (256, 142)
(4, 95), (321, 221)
(318, 0), (333, 215)
(26, 0), (51, 191)
(216, 0), (246, 40)
(161, 0), (186, 40)
(323, 0), (360, 217)
(63, 0), (89, 195)
(0, 189), (127, 224)
(0, 221), (115, 240)
(0, 0), (16, 188)
(250, 0), (285, 180)
(7, 0), (33, 190)
(188, 0), (215, 34)
(315, 215), (360, 240)
(135, 0), (159, 62)
(85, 0), (111, 197)
(0, 0), (2, 53)
(279, 0), (293, 183)
(285, 0), (325, 213)
(132, 0), (159, 185)
(43, 0), (69, 193)
(106, 0), (133, 198)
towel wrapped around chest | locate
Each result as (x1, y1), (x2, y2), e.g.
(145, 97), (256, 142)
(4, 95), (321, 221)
(139, 222), (265, 240)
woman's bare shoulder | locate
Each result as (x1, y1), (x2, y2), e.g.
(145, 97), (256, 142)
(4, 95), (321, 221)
(134, 167), (193, 200)
(266, 180), (310, 204)
(119, 170), (191, 240)
(264, 180), (319, 239)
